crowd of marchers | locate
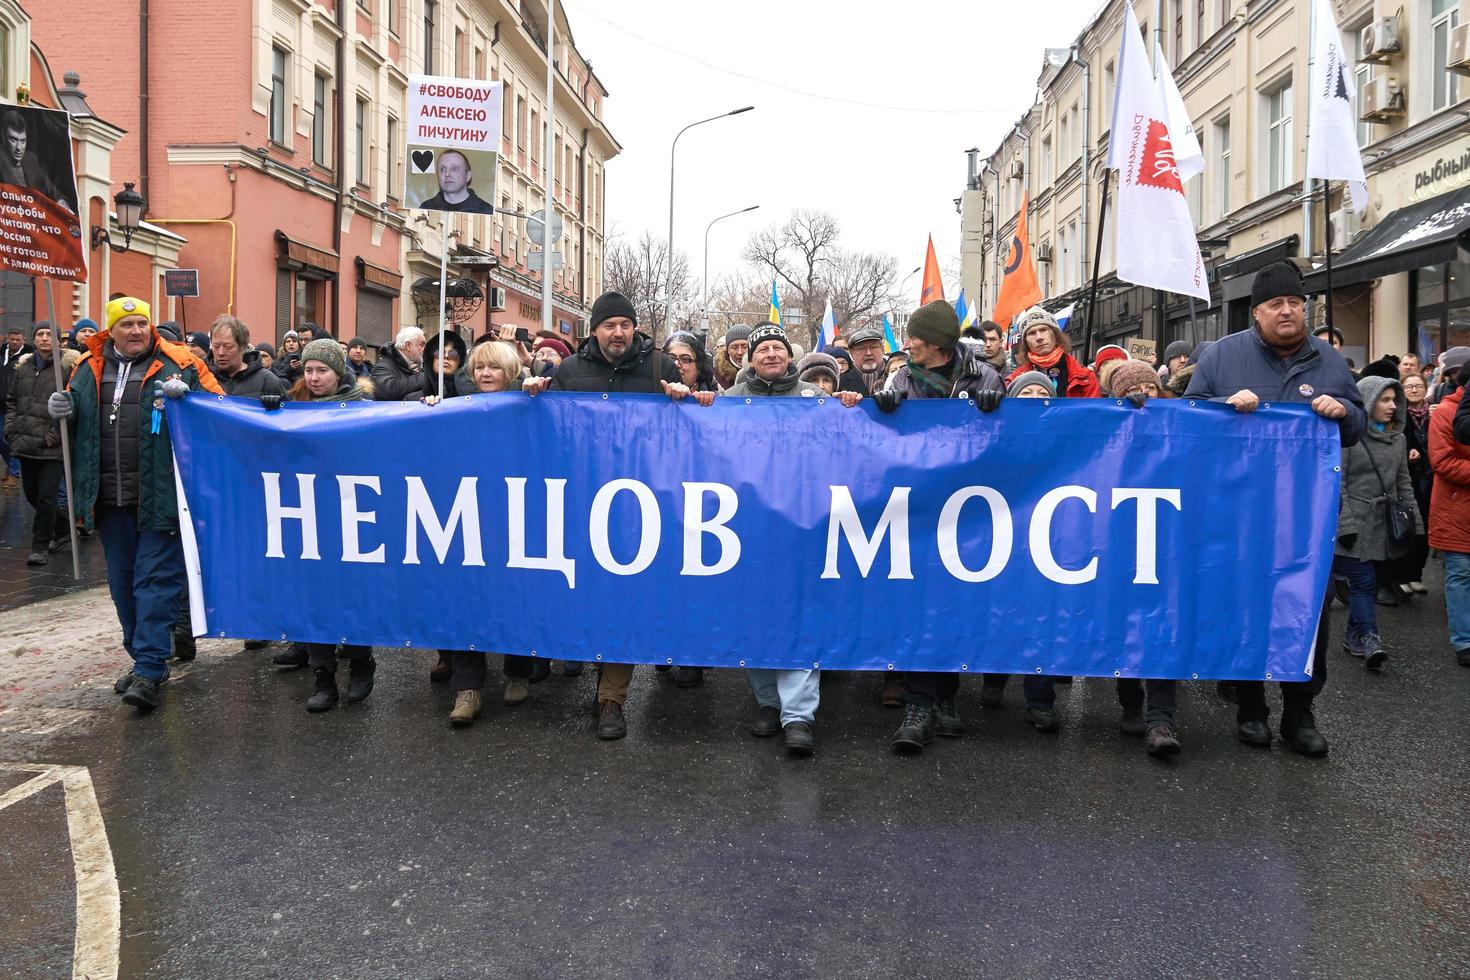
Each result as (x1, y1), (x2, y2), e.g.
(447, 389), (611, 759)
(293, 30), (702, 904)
(6, 259), (1469, 763)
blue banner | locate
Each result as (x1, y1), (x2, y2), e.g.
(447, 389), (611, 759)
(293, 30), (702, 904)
(169, 393), (1341, 681)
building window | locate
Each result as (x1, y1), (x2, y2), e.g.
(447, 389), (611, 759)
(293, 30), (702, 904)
(1196, 0), (1205, 45)
(454, 28), (464, 76)
(423, 0), (436, 73)
(516, 95), (527, 151)
(312, 74), (329, 168)
(386, 116), (398, 197)
(1102, 62), (1115, 129)
(1264, 80), (1293, 193)
(1432, 0), (1462, 112)
(1411, 257), (1470, 359)
(1040, 135), (1053, 186)
(1212, 116), (1230, 219)
(355, 97), (368, 186)
(1351, 21), (1375, 147)
(1068, 104), (1079, 162)
(1172, 0), (1183, 60)
(1188, 136), (1205, 226)
(1219, 0), (1230, 28)
(270, 47), (288, 144)
(1057, 115), (1069, 172)
(475, 45), (485, 80)
(387, 0), (397, 34)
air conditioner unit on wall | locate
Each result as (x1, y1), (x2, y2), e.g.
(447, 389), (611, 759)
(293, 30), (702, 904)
(1329, 205), (1361, 247)
(1036, 242), (1054, 263)
(488, 286), (507, 311)
(575, 317), (590, 339)
(1359, 16), (1402, 64)
(1449, 23), (1470, 76)
(1008, 160), (1025, 180)
(1359, 75), (1405, 121)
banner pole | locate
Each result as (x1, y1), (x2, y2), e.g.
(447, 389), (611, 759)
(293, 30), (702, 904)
(1322, 180), (1335, 334)
(1187, 294), (1199, 349)
(437, 211), (448, 400)
(1083, 174), (1111, 361)
(40, 278), (81, 580)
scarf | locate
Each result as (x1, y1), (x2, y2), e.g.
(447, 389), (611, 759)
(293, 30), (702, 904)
(1407, 402), (1429, 429)
(1026, 345), (1065, 371)
(905, 358), (956, 398)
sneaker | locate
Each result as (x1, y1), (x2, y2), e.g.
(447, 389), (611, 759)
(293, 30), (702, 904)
(890, 704), (934, 754)
(1342, 630), (1365, 657)
(47, 536), (69, 554)
(749, 705), (781, 737)
(1280, 710), (1329, 758)
(449, 690), (482, 728)
(880, 673), (905, 708)
(933, 699), (966, 738)
(503, 678), (530, 706)
(25, 550), (47, 567)
(1361, 633), (1388, 672)
(1119, 706), (1146, 736)
(0, 474), (16, 489)
(121, 676), (161, 712)
(674, 666), (705, 689)
(1237, 719), (1272, 747)
(1410, 581), (1427, 594)
(596, 700), (626, 740)
(1397, 582), (1413, 596)
(1376, 586), (1402, 607)
(783, 721), (815, 757)
(1145, 724), (1182, 758)
(1025, 707), (1058, 733)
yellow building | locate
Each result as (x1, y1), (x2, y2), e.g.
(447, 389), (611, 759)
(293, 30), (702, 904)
(963, 0), (1470, 367)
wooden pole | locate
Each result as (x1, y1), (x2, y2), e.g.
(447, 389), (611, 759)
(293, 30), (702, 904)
(40, 278), (81, 579)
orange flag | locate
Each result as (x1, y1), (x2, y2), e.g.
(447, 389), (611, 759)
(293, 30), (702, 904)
(919, 235), (944, 305)
(992, 193), (1043, 330)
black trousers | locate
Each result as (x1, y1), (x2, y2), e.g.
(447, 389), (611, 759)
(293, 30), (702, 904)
(447, 652), (532, 692)
(982, 673), (1068, 708)
(19, 457), (65, 552)
(306, 643), (371, 670)
(1116, 677), (1178, 727)
(901, 671), (959, 707)
(1234, 595), (1330, 723)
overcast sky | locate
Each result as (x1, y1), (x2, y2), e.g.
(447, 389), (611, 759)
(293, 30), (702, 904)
(566, 0), (1105, 308)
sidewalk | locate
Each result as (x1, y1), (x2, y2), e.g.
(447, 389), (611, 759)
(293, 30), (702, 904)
(0, 481), (109, 612)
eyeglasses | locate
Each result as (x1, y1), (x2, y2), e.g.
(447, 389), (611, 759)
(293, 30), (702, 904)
(669, 354), (696, 365)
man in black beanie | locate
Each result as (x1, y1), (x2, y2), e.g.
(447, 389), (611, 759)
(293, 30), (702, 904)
(1186, 259), (1365, 758)
(523, 290), (699, 741)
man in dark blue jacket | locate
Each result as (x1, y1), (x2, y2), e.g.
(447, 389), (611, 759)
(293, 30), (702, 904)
(1186, 260), (1366, 757)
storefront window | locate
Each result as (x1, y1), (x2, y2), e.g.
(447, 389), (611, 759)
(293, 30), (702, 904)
(295, 278), (319, 328)
(1411, 254), (1470, 359)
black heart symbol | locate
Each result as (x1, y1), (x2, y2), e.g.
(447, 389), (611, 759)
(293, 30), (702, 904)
(412, 149), (434, 172)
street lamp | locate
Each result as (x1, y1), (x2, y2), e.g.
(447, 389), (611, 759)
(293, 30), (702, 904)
(896, 265), (921, 299)
(667, 106), (754, 334)
(703, 204), (759, 312)
(91, 182), (147, 253)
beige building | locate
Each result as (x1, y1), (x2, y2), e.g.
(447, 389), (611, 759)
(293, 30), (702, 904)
(963, 0), (1470, 368)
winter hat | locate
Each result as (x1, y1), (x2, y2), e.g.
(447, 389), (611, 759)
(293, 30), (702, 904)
(105, 297), (151, 330)
(846, 323), (885, 347)
(1250, 260), (1306, 308)
(71, 317), (98, 339)
(1012, 306), (1066, 358)
(1006, 370), (1055, 397)
(1439, 345), (1470, 374)
(1108, 359), (1161, 397)
(534, 336), (572, 360)
(156, 320), (182, 342)
(725, 324), (754, 347)
(747, 322), (792, 358)
(282, 330), (299, 343)
(255, 342), (277, 360)
(426, 330), (467, 366)
(1359, 356), (1399, 380)
(1188, 341), (1214, 365)
(346, 337), (368, 351)
(907, 300), (961, 351)
(589, 290), (637, 329)
(797, 351), (840, 388)
(1163, 340), (1192, 363)
(187, 331), (211, 351)
(1093, 344), (1129, 370)
(829, 346), (855, 370)
(301, 337), (347, 379)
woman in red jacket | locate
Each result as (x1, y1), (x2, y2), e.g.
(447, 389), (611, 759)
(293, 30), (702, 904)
(1427, 378), (1470, 667)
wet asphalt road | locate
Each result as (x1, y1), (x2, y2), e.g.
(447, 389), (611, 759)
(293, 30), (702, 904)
(1, 489), (1469, 977)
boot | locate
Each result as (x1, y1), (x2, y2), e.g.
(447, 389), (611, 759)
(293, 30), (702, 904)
(113, 671), (136, 695)
(880, 673), (905, 708)
(783, 721), (815, 758)
(1145, 724), (1182, 758)
(121, 676), (160, 712)
(306, 668), (339, 713)
(1237, 718), (1272, 747)
(503, 677), (530, 706)
(528, 659), (552, 683)
(749, 705), (781, 737)
(449, 690), (482, 728)
(1025, 707), (1059, 733)
(429, 652), (451, 683)
(596, 700), (626, 740)
(1280, 710), (1329, 758)
(342, 657), (376, 704)
(979, 684), (1005, 709)
(1118, 705), (1146, 736)
(933, 699), (966, 738)
(273, 644), (308, 670)
(890, 704), (934, 754)
(171, 629), (197, 662)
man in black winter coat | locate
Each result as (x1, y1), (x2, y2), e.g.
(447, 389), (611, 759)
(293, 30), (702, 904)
(524, 291), (700, 741)
(371, 326), (426, 401)
(210, 315), (286, 398)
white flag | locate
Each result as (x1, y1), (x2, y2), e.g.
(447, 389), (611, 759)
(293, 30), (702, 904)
(1305, 0), (1368, 212)
(1154, 44), (1204, 182)
(1106, 5), (1209, 301)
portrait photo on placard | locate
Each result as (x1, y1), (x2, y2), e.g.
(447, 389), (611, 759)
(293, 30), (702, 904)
(405, 146), (498, 215)
(0, 104), (79, 214)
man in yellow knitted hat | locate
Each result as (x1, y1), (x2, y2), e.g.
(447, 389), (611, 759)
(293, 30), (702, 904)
(48, 296), (223, 712)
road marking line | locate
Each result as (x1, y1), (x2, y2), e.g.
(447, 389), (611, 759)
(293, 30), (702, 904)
(0, 769), (59, 809)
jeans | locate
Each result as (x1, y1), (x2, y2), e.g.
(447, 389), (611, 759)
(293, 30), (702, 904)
(902, 671), (958, 707)
(95, 505), (186, 683)
(747, 668), (819, 726)
(1445, 552), (1470, 651)
(1334, 555), (1378, 638)
(1116, 677), (1178, 727)
(18, 457), (66, 552)
(1235, 593), (1330, 724)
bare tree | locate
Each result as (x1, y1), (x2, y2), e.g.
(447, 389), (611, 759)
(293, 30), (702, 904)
(603, 231), (698, 342)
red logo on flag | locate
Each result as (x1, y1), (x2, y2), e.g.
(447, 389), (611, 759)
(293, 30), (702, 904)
(1137, 119), (1183, 194)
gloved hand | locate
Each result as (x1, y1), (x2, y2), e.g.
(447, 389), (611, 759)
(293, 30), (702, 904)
(260, 394), (283, 411)
(974, 389), (1003, 413)
(161, 377), (189, 399)
(47, 391), (73, 420)
(1127, 391), (1149, 408)
(872, 389), (905, 414)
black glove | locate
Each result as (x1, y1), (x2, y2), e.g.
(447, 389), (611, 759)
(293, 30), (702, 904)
(260, 394), (283, 411)
(1126, 391), (1149, 409)
(974, 389), (1003, 413)
(872, 389), (905, 414)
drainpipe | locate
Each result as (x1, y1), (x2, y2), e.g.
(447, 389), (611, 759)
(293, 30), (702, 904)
(139, 0), (149, 206)
(578, 127), (589, 308)
(977, 161), (993, 310)
(332, 0), (346, 334)
(1077, 44), (1089, 307)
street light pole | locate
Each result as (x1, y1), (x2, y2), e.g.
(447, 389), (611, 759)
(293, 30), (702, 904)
(666, 105), (753, 337)
(703, 204), (759, 312)
(894, 265), (920, 345)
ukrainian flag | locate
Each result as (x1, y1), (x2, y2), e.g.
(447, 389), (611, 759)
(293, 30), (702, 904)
(956, 288), (975, 331)
(768, 280), (781, 325)
(882, 314), (899, 354)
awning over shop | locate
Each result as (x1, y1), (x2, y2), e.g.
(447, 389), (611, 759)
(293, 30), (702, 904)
(275, 231), (340, 280)
(1304, 185), (1470, 293)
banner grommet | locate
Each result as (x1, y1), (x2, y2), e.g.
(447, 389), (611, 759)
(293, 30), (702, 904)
(960, 664), (969, 671)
